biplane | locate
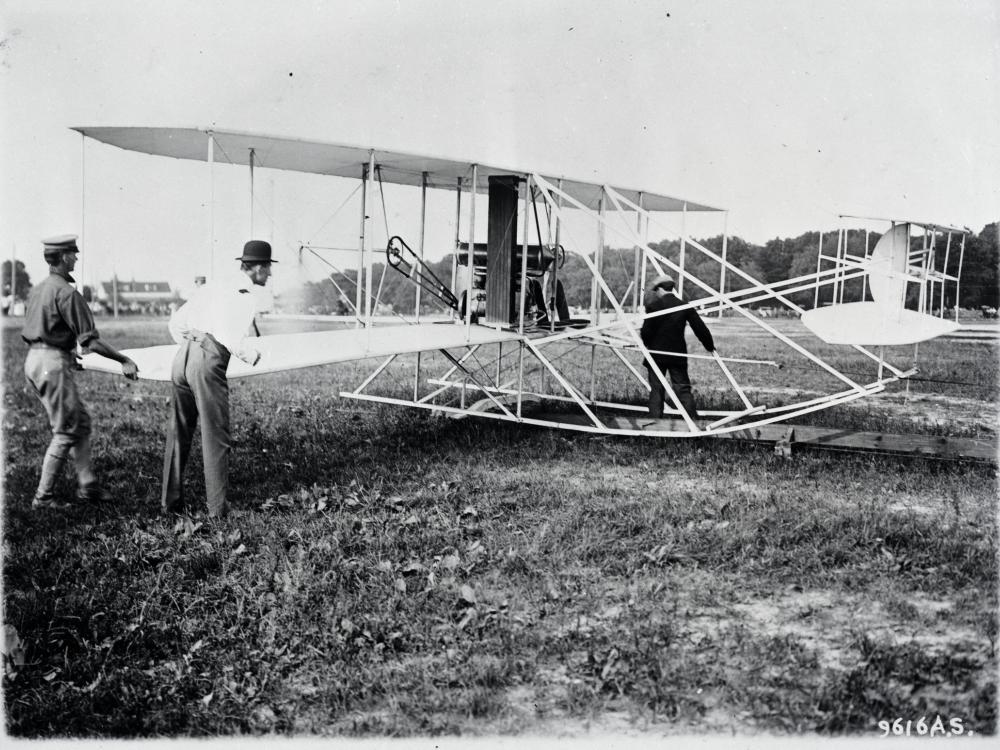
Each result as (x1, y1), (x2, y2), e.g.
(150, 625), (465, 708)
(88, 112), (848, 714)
(76, 126), (975, 445)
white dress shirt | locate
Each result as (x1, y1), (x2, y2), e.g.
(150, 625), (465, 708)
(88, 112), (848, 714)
(169, 274), (260, 364)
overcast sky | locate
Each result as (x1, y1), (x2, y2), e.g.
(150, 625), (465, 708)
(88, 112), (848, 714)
(2, 0), (997, 297)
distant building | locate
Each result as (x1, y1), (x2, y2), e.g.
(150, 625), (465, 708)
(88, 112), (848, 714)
(2, 295), (25, 316)
(99, 279), (178, 315)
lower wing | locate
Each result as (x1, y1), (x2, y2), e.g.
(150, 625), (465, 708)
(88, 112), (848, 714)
(80, 323), (523, 381)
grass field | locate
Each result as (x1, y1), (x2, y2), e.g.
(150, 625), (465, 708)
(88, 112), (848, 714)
(2, 316), (997, 739)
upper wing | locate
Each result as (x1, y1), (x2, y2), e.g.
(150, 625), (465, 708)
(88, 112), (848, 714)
(80, 323), (524, 381)
(72, 126), (721, 213)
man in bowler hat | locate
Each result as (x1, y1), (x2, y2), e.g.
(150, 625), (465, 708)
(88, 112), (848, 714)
(22, 235), (139, 509)
(161, 240), (275, 518)
(640, 274), (715, 420)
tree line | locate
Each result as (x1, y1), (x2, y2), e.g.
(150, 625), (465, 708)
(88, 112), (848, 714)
(3, 222), (994, 316)
(294, 222), (998, 316)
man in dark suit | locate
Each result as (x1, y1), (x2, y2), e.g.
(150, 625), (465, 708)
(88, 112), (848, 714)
(640, 274), (715, 420)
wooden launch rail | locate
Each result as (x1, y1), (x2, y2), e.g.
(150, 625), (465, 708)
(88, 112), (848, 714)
(531, 412), (997, 462)
(727, 423), (997, 462)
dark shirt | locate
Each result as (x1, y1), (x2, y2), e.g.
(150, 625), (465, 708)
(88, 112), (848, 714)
(640, 291), (714, 369)
(21, 269), (99, 351)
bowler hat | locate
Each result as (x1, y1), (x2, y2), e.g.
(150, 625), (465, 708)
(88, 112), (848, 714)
(42, 234), (79, 256)
(236, 240), (277, 263)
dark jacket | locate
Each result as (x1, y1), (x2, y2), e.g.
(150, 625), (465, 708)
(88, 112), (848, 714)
(640, 291), (714, 369)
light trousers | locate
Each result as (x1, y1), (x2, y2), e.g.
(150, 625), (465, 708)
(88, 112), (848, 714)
(25, 346), (96, 498)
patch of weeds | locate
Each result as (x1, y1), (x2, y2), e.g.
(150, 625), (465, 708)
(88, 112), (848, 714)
(546, 616), (714, 724)
(180, 549), (223, 580)
(813, 634), (997, 735)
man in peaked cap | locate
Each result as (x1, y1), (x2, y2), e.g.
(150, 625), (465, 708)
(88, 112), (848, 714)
(162, 240), (276, 518)
(22, 234), (139, 510)
(640, 273), (715, 421)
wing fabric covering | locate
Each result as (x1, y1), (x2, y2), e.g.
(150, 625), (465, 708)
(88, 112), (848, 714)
(800, 302), (959, 346)
(71, 126), (721, 213)
(80, 323), (523, 382)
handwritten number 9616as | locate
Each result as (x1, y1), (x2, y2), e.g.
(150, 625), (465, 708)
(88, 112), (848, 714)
(878, 716), (969, 737)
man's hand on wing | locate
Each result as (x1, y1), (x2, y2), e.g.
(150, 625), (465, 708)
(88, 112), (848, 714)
(122, 357), (139, 380)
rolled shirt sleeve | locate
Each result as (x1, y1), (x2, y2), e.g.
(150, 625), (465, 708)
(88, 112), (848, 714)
(167, 298), (191, 344)
(59, 286), (99, 348)
(169, 277), (259, 364)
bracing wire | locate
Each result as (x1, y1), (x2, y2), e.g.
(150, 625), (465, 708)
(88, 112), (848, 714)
(376, 166), (390, 239)
(303, 246), (414, 326)
(530, 186), (544, 255)
(373, 262), (390, 317)
(765, 357), (989, 388)
(304, 182), (363, 246)
(210, 134), (234, 165)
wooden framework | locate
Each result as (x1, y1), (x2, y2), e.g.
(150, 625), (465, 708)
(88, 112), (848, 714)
(331, 171), (963, 439)
(74, 126), (982, 447)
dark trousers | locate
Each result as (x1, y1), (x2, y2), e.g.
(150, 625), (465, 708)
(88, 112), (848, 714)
(529, 279), (570, 324)
(162, 336), (231, 517)
(647, 362), (699, 420)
